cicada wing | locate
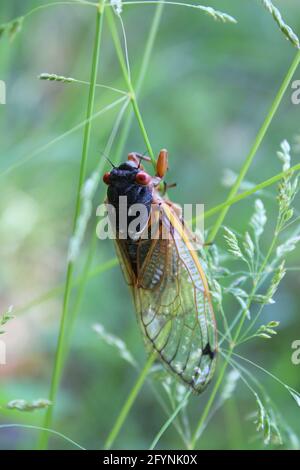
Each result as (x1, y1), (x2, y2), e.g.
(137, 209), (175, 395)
(134, 203), (217, 393)
(113, 239), (136, 286)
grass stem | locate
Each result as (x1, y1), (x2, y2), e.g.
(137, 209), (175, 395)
(208, 49), (300, 243)
(106, 8), (156, 167)
(104, 352), (156, 450)
(37, 0), (106, 450)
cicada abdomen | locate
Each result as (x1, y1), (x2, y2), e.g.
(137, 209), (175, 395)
(103, 150), (217, 393)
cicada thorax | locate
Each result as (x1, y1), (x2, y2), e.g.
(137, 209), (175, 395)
(103, 150), (217, 393)
(107, 164), (152, 231)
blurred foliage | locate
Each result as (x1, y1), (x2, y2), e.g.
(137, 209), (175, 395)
(0, 0), (300, 450)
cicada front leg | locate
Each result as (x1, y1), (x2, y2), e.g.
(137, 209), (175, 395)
(153, 149), (177, 196)
(127, 152), (151, 170)
(156, 149), (169, 178)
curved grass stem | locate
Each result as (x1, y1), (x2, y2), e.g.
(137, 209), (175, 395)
(208, 49), (300, 243)
(106, 8), (156, 167)
(149, 390), (192, 450)
(202, 162), (300, 221)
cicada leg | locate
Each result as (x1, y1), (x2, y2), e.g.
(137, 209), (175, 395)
(156, 149), (169, 178)
(154, 149), (177, 195)
(127, 152), (151, 170)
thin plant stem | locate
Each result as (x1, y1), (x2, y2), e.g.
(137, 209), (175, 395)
(61, 97), (130, 358)
(0, 424), (86, 450)
(190, 48), (300, 450)
(23, 0), (97, 19)
(14, 258), (119, 316)
(63, 234), (98, 353)
(190, 363), (226, 449)
(39, 72), (128, 95)
(223, 399), (244, 450)
(120, 1), (236, 23)
(149, 390), (192, 450)
(18, 1), (97, 21)
(104, 352), (156, 450)
(232, 237), (278, 340)
(230, 351), (300, 393)
(38, 0), (106, 450)
(208, 49), (300, 243)
(203, 162), (300, 221)
(115, 0), (164, 157)
(0, 96), (127, 178)
(106, 8), (156, 167)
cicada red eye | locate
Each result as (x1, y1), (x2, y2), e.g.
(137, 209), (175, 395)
(103, 172), (111, 185)
(135, 171), (151, 186)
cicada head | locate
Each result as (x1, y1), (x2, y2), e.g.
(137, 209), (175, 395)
(103, 160), (153, 206)
(103, 160), (153, 237)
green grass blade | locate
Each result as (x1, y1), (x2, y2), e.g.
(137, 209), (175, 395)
(37, 0), (106, 450)
(208, 49), (300, 243)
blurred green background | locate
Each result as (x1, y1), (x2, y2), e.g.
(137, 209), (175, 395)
(0, 0), (300, 450)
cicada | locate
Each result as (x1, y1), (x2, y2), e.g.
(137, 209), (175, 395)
(103, 149), (217, 393)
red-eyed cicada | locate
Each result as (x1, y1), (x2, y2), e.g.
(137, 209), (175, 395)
(103, 150), (217, 393)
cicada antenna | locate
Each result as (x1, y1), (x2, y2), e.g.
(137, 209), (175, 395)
(105, 156), (116, 168)
(99, 149), (116, 168)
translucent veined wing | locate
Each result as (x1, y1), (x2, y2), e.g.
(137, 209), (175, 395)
(132, 202), (217, 393)
(113, 237), (136, 286)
